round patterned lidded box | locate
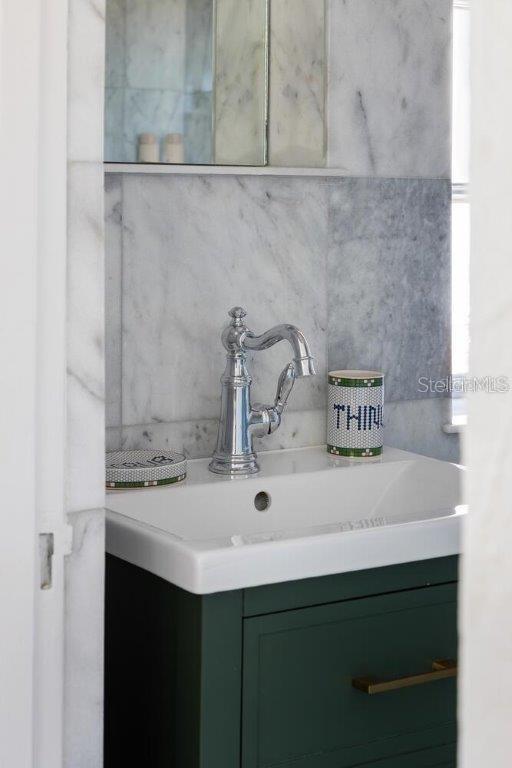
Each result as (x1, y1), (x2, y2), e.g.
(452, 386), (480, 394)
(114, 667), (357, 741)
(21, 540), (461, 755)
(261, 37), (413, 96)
(327, 370), (384, 458)
(106, 450), (187, 489)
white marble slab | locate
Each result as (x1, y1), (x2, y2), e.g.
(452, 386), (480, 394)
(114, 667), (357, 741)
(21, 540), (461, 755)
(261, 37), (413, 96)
(104, 173), (455, 461)
(268, 0), (326, 167)
(327, 0), (451, 177)
(114, 408), (325, 459)
(120, 174), (328, 427)
(214, 0), (267, 165)
(105, 174), (122, 430)
(68, 0), (106, 162)
(67, 162), (105, 513)
(64, 509), (105, 768)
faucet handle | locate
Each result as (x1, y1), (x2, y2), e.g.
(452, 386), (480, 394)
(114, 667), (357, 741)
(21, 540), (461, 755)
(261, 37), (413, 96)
(274, 362), (296, 415)
(228, 306), (247, 325)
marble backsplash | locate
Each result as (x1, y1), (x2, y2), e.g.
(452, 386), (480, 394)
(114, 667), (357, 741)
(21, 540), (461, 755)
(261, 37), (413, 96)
(105, 172), (459, 462)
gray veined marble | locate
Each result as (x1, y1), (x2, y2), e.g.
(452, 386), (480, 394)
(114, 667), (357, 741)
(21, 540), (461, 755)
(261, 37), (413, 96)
(384, 398), (459, 463)
(125, 0), (186, 91)
(68, 0), (106, 163)
(268, 0), (326, 167)
(327, 177), (451, 402)
(104, 173), (454, 462)
(119, 173), (329, 426)
(214, 0), (268, 165)
(105, 175), (122, 431)
(67, 161), (105, 513)
(112, 408), (326, 459)
(327, 0), (451, 178)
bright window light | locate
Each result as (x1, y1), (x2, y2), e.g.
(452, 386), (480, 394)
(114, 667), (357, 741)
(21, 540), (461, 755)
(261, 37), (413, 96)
(451, 1), (470, 406)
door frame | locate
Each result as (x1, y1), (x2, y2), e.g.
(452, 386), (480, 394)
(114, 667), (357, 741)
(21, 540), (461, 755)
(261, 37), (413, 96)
(0, 1), (69, 765)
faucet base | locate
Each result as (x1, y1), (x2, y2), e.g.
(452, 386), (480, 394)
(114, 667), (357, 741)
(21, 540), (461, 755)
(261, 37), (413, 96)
(208, 452), (260, 476)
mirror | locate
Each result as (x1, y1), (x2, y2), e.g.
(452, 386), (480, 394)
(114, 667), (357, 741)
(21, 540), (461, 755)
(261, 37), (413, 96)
(105, 0), (268, 165)
(105, 0), (326, 167)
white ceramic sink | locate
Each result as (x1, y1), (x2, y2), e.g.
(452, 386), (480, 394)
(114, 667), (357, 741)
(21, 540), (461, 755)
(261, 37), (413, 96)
(106, 445), (466, 594)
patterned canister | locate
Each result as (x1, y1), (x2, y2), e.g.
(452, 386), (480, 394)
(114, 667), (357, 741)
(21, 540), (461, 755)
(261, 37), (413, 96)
(106, 450), (187, 489)
(327, 370), (384, 458)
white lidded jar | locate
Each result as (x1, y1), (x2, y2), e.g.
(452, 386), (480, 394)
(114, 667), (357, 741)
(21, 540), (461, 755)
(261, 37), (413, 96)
(162, 133), (184, 164)
(137, 133), (158, 163)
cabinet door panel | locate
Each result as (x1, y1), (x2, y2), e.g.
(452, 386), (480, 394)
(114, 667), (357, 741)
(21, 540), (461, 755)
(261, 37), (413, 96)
(242, 584), (457, 768)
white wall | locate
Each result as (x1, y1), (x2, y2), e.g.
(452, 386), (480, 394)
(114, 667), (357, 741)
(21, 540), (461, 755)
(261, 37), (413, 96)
(459, 1), (512, 765)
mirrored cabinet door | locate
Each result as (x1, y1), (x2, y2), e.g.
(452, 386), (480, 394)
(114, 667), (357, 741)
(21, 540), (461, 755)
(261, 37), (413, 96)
(104, 0), (326, 167)
(105, 0), (268, 165)
(213, 0), (268, 165)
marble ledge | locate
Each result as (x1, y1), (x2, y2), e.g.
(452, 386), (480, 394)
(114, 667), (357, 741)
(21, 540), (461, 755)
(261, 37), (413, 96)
(106, 409), (326, 459)
(104, 163), (451, 179)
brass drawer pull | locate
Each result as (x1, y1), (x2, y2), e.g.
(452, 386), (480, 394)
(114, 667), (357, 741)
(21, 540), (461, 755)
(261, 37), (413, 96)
(352, 659), (457, 695)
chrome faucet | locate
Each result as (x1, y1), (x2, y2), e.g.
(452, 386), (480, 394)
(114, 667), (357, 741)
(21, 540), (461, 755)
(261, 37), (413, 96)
(209, 307), (316, 475)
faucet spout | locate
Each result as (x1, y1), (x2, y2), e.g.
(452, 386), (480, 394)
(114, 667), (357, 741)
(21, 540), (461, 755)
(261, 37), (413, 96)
(244, 324), (316, 377)
(209, 308), (317, 476)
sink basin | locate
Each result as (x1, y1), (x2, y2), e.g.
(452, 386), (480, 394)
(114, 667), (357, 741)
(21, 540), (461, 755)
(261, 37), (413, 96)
(106, 445), (466, 594)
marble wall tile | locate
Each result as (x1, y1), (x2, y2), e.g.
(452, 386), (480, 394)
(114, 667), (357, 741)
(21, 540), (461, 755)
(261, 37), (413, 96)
(214, 0), (267, 165)
(268, 0), (326, 167)
(384, 398), (460, 463)
(327, 177), (451, 402)
(106, 426), (123, 451)
(117, 409), (326, 459)
(64, 508), (105, 768)
(66, 3), (106, 765)
(125, 0), (186, 90)
(109, 402), (459, 462)
(68, 0), (105, 162)
(67, 162), (105, 513)
(120, 174), (329, 427)
(328, 0), (451, 177)
(105, 175), (122, 430)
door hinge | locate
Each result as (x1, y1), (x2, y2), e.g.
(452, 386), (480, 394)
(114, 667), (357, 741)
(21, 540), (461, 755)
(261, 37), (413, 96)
(39, 533), (54, 590)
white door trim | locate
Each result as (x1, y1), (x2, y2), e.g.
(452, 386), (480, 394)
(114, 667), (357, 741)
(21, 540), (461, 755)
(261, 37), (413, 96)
(0, 1), (69, 765)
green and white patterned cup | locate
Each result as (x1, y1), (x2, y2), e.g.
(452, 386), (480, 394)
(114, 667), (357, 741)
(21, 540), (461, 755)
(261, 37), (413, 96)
(327, 370), (384, 458)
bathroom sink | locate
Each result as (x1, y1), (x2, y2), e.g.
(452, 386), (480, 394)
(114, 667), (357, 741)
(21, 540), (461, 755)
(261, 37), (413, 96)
(106, 445), (465, 594)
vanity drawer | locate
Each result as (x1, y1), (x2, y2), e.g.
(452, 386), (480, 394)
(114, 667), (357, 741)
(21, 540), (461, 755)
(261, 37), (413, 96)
(242, 583), (457, 768)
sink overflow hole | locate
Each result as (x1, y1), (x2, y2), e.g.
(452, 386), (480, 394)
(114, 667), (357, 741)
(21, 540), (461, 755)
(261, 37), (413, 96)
(254, 491), (271, 512)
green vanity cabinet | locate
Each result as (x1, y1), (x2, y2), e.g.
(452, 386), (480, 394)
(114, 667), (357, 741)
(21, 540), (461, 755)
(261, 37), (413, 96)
(105, 555), (458, 768)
